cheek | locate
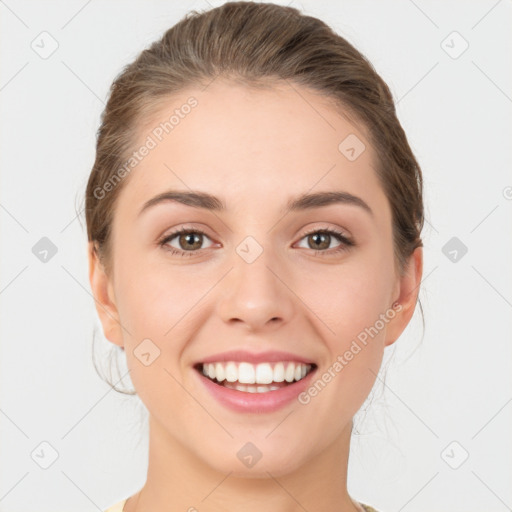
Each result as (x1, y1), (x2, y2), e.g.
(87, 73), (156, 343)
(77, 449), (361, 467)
(304, 249), (395, 344)
(112, 251), (210, 390)
(113, 240), (197, 335)
(297, 248), (394, 405)
(295, 261), (391, 424)
(113, 258), (198, 418)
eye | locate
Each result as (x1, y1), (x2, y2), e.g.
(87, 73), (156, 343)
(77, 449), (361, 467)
(158, 226), (355, 258)
(158, 227), (214, 256)
(295, 227), (354, 255)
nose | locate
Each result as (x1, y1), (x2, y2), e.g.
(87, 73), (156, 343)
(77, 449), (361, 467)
(216, 246), (295, 332)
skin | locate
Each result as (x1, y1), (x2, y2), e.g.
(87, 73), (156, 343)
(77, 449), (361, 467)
(89, 79), (423, 512)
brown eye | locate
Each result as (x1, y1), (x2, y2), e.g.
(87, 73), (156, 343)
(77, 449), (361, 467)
(159, 228), (214, 255)
(307, 232), (331, 250)
(178, 232), (203, 251)
(296, 228), (354, 256)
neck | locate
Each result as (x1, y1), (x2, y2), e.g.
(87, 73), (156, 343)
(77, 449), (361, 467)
(126, 414), (362, 512)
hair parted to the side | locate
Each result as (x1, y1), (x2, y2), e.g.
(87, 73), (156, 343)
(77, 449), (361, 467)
(84, 1), (424, 395)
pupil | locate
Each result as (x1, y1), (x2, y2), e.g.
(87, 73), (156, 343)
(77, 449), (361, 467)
(181, 233), (201, 250)
(311, 233), (329, 250)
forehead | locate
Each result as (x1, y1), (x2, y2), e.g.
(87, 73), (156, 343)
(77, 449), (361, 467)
(117, 79), (388, 220)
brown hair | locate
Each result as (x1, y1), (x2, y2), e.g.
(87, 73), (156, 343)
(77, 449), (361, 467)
(84, 1), (424, 393)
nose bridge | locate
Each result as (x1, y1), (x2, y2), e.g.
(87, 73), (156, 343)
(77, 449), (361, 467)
(216, 235), (294, 329)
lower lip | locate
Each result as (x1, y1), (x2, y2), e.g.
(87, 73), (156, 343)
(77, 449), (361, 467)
(195, 367), (317, 413)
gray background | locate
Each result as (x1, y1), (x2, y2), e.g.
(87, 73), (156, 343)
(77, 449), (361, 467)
(1, 1), (511, 511)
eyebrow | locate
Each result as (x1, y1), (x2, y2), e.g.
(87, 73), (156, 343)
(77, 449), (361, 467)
(138, 189), (373, 217)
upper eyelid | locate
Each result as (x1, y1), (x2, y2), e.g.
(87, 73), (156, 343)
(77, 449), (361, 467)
(160, 225), (353, 248)
(160, 223), (351, 238)
(301, 225), (351, 238)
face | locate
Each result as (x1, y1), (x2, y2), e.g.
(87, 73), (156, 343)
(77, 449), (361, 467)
(89, 79), (422, 477)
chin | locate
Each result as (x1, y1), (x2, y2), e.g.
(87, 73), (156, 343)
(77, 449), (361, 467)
(196, 437), (309, 478)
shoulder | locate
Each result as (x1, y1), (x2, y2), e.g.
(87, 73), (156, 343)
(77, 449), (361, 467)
(103, 498), (127, 512)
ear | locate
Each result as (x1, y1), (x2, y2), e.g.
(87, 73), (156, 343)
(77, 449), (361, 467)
(88, 241), (124, 349)
(384, 247), (423, 347)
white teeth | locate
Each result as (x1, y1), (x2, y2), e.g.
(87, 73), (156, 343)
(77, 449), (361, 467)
(225, 362), (238, 382)
(215, 362), (226, 382)
(273, 362), (285, 382)
(238, 362), (255, 384)
(200, 361), (313, 387)
(224, 382), (283, 393)
(284, 363), (295, 383)
(255, 363), (273, 384)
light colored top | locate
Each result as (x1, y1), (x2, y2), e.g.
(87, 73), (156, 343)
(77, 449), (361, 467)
(104, 498), (380, 512)
(104, 499), (126, 512)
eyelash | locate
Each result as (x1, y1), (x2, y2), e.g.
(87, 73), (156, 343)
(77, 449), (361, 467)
(157, 226), (355, 258)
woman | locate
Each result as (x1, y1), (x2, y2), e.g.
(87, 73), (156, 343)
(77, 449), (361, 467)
(86, 2), (424, 511)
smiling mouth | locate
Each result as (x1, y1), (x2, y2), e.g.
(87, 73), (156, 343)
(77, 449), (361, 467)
(195, 361), (317, 393)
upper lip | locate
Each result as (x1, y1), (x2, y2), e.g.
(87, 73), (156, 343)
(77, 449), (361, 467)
(196, 350), (316, 366)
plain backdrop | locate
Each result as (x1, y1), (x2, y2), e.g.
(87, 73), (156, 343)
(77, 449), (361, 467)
(0, 1), (511, 511)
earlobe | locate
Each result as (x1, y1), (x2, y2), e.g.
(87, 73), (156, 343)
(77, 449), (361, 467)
(384, 247), (423, 347)
(87, 242), (124, 348)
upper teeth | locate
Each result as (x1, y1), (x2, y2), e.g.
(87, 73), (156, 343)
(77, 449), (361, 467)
(201, 361), (312, 384)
